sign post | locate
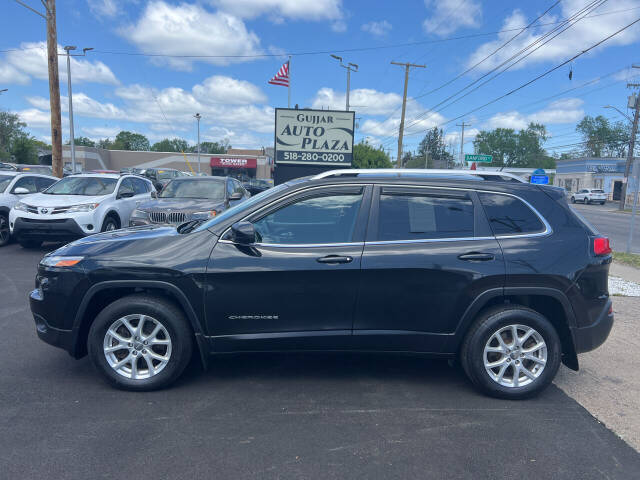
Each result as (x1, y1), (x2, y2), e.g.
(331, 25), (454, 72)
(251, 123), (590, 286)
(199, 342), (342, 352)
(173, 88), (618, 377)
(274, 108), (355, 184)
(465, 154), (492, 163)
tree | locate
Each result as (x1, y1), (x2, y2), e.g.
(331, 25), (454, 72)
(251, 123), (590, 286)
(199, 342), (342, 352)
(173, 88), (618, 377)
(412, 127), (453, 168)
(97, 138), (114, 149)
(473, 122), (554, 168)
(576, 115), (629, 157)
(0, 110), (28, 160)
(68, 136), (96, 147)
(151, 138), (190, 153)
(198, 140), (230, 154)
(352, 141), (392, 168)
(111, 131), (150, 151)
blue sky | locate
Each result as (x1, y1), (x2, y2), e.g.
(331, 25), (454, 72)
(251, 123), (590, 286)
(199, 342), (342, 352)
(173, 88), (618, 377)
(2, 0), (640, 160)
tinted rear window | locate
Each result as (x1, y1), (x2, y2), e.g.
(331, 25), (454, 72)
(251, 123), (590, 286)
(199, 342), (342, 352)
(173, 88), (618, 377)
(479, 193), (544, 235)
(378, 191), (475, 241)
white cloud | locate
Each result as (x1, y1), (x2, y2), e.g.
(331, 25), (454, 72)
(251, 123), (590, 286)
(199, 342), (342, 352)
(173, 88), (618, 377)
(3, 42), (118, 85)
(210, 0), (343, 21)
(444, 128), (480, 145)
(82, 126), (123, 138)
(486, 98), (585, 129)
(312, 87), (402, 115)
(467, 1), (640, 72)
(17, 109), (53, 129)
(0, 63), (30, 85)
(208, 126), (263, 148)
(423, 0), (481, 36)
(361, 20), (392, 37)
(331, 20), (347, 33)
(121, 1), (263, 70)
(87, 0), (119, 17)
(66, 93), (126, 119)
(192, 76), (267, 105)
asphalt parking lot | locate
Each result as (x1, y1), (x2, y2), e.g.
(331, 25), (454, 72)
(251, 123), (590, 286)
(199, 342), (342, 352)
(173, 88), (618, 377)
(2, 243), (640, 479)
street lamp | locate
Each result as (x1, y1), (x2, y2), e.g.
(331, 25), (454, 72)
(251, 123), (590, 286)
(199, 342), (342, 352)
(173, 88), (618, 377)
(603, 105), (633, 123)
(0, 89), (7, 95)
(63, 46), (93, 173)
(330, 55), (358, 111)
(194, 113), (201, 174)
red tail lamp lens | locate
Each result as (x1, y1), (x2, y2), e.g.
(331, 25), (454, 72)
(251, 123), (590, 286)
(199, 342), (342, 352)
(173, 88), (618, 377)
(593, 237), (611, 256)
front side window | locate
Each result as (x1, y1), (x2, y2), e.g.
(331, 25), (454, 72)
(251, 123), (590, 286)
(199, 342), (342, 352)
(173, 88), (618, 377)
(132, 178), (149, 195)
(478, 193), (544, 236)
(35, 177), (56, 191)
(0, 175), (12, 193)
(118, 178), (135, 197)
(11, 176), (39, 194)
(252, 191), (363, 245)
(44, 176), (118, 195)
(377, 190), (475, 241)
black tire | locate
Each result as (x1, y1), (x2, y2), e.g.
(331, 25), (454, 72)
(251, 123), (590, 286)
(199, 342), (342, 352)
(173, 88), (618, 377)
(600, 202), (605, 205)
(101, 214), (119, 232)
(0, 213), (10, 247)
(586, 198), (591, 204)
(18, 238), (42, 249)
(87, 294), (194, 391)
(460, 305), (561, 400)
(570, 196), (575, 204)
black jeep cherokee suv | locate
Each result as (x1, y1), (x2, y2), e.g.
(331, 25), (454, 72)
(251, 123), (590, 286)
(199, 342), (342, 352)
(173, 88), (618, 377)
(30, 170), (613, 399)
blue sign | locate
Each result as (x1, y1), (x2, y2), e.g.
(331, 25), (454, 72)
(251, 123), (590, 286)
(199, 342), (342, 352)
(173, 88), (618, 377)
(531, 175), (549, 184)
(533, 168), (546, 175)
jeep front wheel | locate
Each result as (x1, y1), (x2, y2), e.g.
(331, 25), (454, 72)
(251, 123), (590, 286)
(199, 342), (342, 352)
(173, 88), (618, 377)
(460, 305), (561, 399)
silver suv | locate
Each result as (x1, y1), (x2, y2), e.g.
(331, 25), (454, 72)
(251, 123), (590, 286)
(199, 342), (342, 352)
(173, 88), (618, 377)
(571, 189), (606, 205)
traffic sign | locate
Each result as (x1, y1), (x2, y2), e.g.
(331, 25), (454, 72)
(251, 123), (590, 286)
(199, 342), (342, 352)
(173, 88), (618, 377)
(530, 175), (549, 185)
(465, 154), (492, 163)
(533, 168), (546, 175)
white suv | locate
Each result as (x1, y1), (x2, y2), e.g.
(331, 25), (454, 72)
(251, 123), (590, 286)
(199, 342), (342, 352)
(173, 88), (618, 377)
(9, 173), (154, 248)
(570, 188), (607, 205)
(0, 171), (58, 246)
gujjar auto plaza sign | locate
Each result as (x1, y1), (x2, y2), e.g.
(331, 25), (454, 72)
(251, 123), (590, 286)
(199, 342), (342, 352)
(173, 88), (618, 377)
(275, 108), (355, 166)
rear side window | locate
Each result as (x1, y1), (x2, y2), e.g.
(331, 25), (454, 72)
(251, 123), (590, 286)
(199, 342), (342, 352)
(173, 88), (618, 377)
(377, 190), (475, 241)
(478, 193), (544, 236)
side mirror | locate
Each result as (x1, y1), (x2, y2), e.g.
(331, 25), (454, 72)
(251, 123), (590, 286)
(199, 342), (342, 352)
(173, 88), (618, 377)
(151, 191), (158, 199)
(229, 191), (243, 201)
(230, 221), (256, 245)
(118, 191), (135, 199)
(13, 187), (31, 195)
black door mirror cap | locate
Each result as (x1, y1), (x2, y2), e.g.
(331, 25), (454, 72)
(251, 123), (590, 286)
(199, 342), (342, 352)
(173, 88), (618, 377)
(231, 221), (256, 245)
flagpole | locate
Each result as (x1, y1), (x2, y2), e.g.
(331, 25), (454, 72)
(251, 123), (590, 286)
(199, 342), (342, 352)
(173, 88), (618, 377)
(287, 56), (291, 108)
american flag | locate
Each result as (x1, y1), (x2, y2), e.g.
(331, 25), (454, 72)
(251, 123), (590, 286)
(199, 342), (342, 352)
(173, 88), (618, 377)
(268, 61), (290, 87)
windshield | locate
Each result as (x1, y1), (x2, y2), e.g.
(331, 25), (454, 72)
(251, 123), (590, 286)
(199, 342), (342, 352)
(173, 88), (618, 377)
(157, 170), (174, 180)
(0, 175), (13, 193)
(194, 183), (289, 232)
(44, 176), (117, 195)
(159, 179), (225, 199)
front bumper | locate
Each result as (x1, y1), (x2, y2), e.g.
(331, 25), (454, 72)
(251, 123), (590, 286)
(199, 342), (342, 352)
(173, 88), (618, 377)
(572, 299), (614, 354)
(12, 217), (87, 241)
(30, 288), (74, 354)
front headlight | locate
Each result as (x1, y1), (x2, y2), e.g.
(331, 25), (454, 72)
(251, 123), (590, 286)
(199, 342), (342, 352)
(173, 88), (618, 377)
(13, 202), (28, 212)
(40, 255), (84, 267)
(67, 203), (100, 213)
(191, 210), (217, 220)
(131, 208), (148, 219)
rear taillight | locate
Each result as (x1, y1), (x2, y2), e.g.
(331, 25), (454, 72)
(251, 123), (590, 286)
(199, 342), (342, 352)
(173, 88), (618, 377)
(593, 236), (612, 256)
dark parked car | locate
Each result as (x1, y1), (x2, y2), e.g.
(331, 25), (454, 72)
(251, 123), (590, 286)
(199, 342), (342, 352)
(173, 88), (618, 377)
(130, 176), (249, 226)
(143, 168), (188, 191)
(243, 178), (272, 196)
(30, 169), (613, 399)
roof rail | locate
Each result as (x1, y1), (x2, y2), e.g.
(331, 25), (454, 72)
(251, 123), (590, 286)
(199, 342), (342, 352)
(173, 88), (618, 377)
(311, 168), (526, 183)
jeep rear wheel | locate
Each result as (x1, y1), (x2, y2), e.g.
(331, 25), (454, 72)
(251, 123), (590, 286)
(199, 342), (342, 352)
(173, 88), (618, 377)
(460, 305), (561, 399)
(88, 294), (193, 391)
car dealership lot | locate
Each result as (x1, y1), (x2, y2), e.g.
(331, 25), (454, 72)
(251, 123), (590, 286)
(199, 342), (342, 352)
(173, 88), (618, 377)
(2, 243), (640, 479)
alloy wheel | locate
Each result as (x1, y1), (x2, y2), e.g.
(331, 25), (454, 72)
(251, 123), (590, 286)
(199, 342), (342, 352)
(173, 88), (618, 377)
(483, 324), (547, 388)
(103, 314), (172, 380)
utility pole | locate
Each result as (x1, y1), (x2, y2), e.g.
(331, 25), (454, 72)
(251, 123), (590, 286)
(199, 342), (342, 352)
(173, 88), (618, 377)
(45, 1), (62, 178)
(194, 113), (201, 174)
(456, 121), (471, 167)
(621, 72), (640, 210)
(391, 61), (425, 167)
(331, 55), (358, 111)
(62, 46), (93, 173)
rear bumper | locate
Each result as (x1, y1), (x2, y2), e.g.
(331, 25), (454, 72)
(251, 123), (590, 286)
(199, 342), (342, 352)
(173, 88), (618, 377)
(572, 299), (614, 354)
(13, 217), (86, 241)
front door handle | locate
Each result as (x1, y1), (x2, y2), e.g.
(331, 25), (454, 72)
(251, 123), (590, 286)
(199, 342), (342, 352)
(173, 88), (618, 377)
(458, 252), (495, 262)
(316, 255), (353, 264)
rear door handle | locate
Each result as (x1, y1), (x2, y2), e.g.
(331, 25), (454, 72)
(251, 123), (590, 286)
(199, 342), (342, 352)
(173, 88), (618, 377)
(458, 252), (495, 262)
(316, 255), (353, 264)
